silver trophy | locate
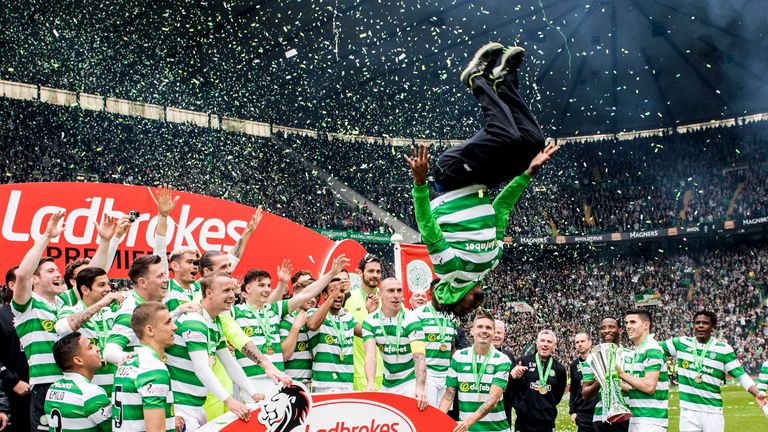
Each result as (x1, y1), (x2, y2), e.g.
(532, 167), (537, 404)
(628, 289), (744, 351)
(585, 343), (632, 423)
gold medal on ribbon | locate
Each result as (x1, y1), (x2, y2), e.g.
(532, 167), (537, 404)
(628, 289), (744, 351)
(694, 373), (703, 384)
(265, 346), (275, 356)
(339, 353), (345, 362)
(538, 386), (548, 395)
(439, 343), (448, 352)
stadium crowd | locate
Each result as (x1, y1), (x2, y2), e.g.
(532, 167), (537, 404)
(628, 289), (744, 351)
(283, 122), (768, 237)
(0, 98), (384, 234)
(4, 97), (768, 240)
(480, 241), (768, 374)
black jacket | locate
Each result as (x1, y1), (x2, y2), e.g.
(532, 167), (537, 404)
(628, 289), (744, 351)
(509, 354), (567, 425)
(569, 356), (597, 415)
(499, 348), (516, 423)
(0, 305), (29, 391)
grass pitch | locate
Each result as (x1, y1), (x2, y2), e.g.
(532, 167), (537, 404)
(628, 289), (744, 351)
(552, 385), (765, 432)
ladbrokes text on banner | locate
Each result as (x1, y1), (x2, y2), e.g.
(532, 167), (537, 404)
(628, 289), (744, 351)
(0, 182), (367, 278)
(199, 384), (458, 432)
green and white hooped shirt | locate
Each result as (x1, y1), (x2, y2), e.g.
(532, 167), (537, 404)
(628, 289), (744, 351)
(165, 310), (226, 407)
(12, 292), (65, 385)
(279, 310), (312, 381)
(44, 372), (112, 432)
(446, 347), (512, 432)
(413, 304), (457, 384)
(661, 336), (750, 414)
(232, 300), (289, 377)
(58, 301), (118, 395)
(626, 336), (669, 427)
(112, 345), (175, 432)
(361, 308), (425, 389)
(307, 308), (357, 390)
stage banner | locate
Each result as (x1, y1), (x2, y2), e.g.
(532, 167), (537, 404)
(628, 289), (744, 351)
(199, 383), (458, 432)
(397, 243), (437, 307)
(0, 183), (367, 279)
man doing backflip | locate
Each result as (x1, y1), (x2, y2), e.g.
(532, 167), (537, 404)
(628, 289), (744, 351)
(406, 42), (558, 317)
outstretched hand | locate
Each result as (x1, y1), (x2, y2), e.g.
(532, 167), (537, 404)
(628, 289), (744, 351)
(405, 144), (429, 186)
(331, 254), (350, 275)
(153, 184), (180, 217)
(44, 211), (66, 239)
(94, 214), (117, 241)
(525, 144), (560, 177)
(277, 259), (293, 284)
(243, 206), (263, 236)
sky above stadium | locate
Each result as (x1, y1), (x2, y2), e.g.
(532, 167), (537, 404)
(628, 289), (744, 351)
(1, 0), (766, 138)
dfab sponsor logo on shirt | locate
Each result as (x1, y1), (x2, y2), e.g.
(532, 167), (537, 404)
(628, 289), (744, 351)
(459, 382), (492, 393)
(379, 344), (408, 355)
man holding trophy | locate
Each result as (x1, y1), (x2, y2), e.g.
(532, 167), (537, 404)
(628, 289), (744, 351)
(616, 309), (669, 432)
(582, 318), (632, 432)
(661, 310), (766, 432)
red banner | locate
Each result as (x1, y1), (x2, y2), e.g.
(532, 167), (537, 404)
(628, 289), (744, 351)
(199, 385), (457, 432)
(398, 243), (437, 306)
(0, 183), (367, 279)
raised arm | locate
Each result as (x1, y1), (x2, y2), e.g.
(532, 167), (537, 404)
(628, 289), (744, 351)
(228, 207), (262, 271)
(13, 211), (65, 306)
(492, 145), (558, 236)
(306, 283), (342, 331)
(287, 255), (350, 314)
(151, 184), (179, 273)
(280, 310), (307, 359)
(103, 217), (132, 272)
(266, 259), (292, 304)
(87, 215), (117, 270)
(405, 144), (444, 245)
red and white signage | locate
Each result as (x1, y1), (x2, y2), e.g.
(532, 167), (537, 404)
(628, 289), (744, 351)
(397, 243), (437, 305)
(0, 183), (367, 279)
(199, 384), (457, 432)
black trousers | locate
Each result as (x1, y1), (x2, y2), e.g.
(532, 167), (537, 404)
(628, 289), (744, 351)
(435, 75), (545, 192)
(594, 420), (629, 432)
(514, 416), (555, 432)
(576, 412), (597, 432)
(30, 383), (51, 431)
(6, 391), (31, 432)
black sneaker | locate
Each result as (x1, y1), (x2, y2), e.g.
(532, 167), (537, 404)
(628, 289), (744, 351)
(459, 42), (505, 89)
(492, 46), (525, 89)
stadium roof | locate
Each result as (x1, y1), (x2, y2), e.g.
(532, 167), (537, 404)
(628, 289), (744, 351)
(1, 0), (766, 139)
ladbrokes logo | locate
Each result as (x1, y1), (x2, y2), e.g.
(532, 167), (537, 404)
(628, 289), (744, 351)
(256, 383), (416, 432)
(2, 189), (248, 251)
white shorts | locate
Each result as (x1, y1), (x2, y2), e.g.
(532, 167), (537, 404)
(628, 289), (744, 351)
(679, 408), (724, 432)
(426, 382), (446, 408)
(176, 404), (207, 431)
(381, 380), (416, 397)
(628, 421), (667, 432)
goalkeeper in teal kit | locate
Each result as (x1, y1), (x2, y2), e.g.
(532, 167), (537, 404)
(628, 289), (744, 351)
(405, 42), (559, 317)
